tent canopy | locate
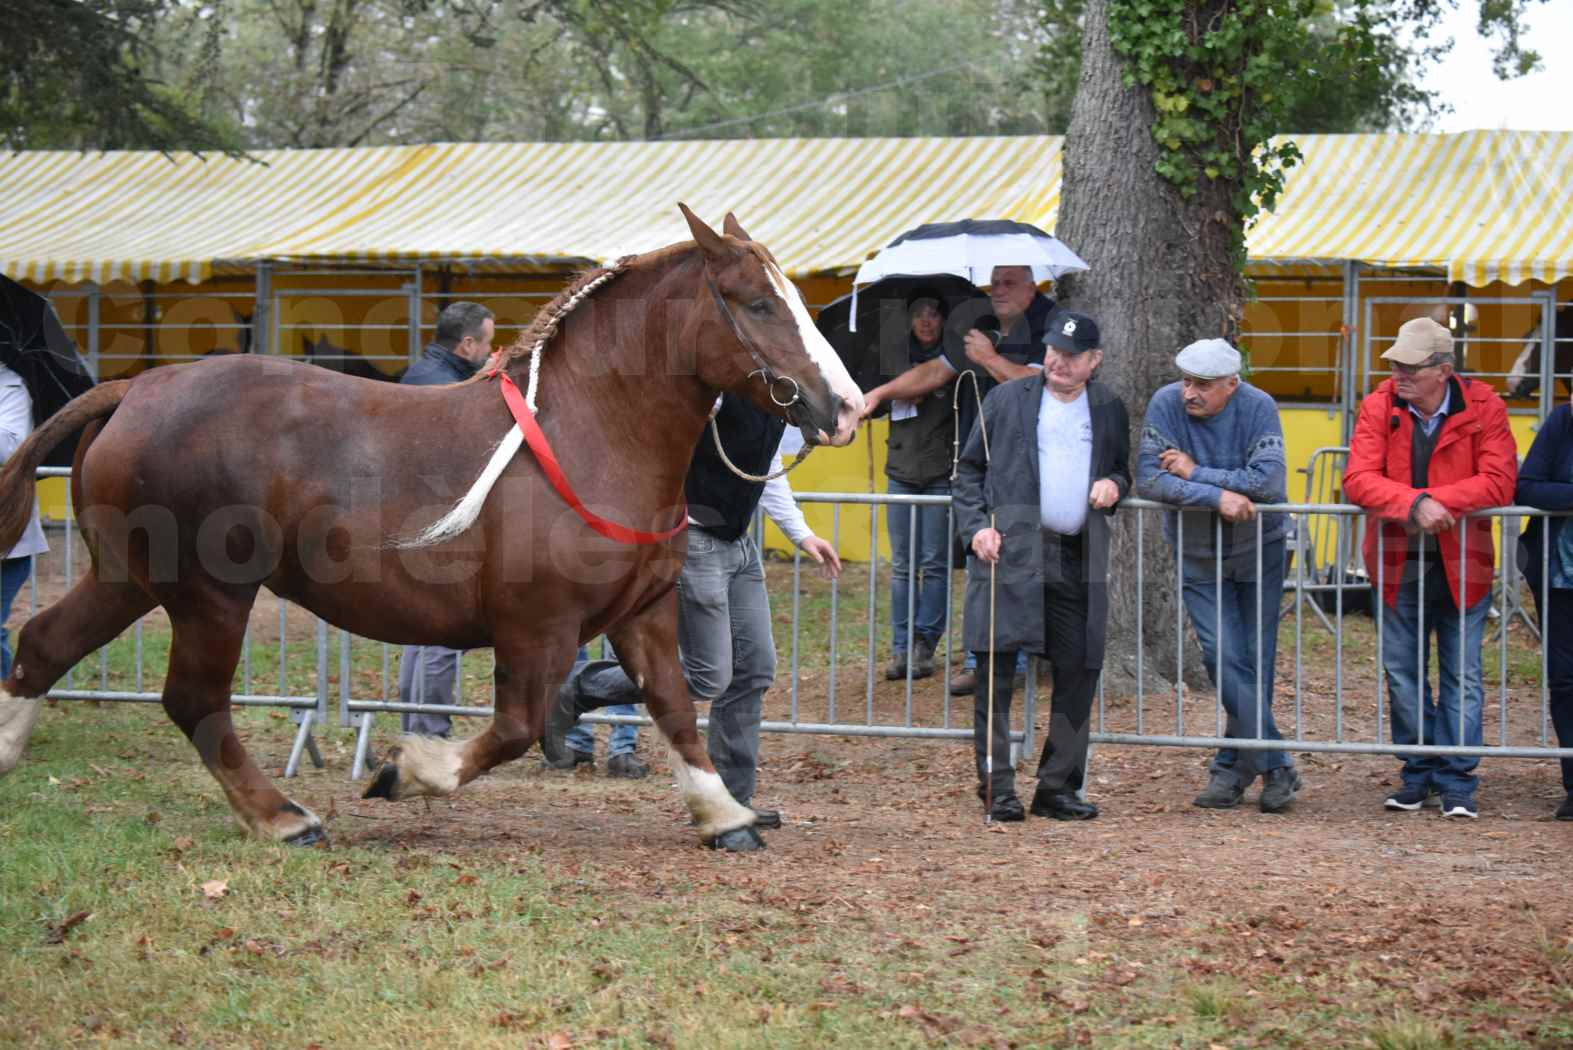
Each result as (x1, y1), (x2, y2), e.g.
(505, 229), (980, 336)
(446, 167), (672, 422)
(1, 131), (1567, 288)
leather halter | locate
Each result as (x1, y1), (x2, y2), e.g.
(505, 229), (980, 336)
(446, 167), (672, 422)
(702, 271), (808, 420)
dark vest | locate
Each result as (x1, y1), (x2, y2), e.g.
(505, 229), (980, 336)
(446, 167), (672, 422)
(885, 335), (956, 487)
(685, 395), (787, 541)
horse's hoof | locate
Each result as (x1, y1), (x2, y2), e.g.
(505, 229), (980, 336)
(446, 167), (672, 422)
(706, 826), (766, 852)
(284, 825), (330, 849)
(363, 762), (399, 800)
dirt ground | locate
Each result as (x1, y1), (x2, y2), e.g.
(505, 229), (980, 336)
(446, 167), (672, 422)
(262, 661), (1573, 1044)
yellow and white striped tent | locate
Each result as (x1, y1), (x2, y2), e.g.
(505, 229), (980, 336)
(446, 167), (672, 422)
(4, 131), (1568, 286)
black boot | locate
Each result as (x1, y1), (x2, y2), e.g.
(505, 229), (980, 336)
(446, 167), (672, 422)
(540, 680), (596, 766)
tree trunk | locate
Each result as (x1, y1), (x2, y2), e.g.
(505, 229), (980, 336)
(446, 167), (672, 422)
(1055, 0), (1246, 692)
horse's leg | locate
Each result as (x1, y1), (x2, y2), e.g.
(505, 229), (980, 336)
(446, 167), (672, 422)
(364, 628), (578, 801)
(607, 593), (761, 851)
(1, 575), (158, 776)
(162, 599), (325, 845)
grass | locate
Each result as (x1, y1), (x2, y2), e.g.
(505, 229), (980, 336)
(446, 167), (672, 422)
(4, 703), (1572, 1047)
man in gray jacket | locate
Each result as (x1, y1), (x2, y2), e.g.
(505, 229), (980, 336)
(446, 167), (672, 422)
(952, 310), (1130, 822)
(396, 301), (494, 738)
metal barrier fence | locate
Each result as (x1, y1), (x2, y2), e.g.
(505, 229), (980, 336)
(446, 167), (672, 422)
(20, 477), (1573, 783)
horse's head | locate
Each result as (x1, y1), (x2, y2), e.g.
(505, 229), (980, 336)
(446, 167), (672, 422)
(680, 205), (863, 447)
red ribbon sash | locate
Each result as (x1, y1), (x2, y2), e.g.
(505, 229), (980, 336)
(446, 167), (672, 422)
(497, 373), (687, 545)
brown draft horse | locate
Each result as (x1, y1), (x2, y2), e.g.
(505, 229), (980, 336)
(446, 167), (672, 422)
(0, 207), (863, 852)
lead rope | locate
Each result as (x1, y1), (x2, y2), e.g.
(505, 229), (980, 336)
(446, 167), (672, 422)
(707, 403), (814, 482)
(952, 371), (997, 823)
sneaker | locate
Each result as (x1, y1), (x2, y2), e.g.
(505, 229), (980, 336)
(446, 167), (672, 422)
(949, 669), (977, 696)
(1439, 795), (1478, 820)
(910, 638), (936, 680)
(1258, 768), (1303, 813)
(1192, 775), (1244, 810)
(883, 649), (909, 681)
(1557, 794), (1573, 821)
(1384, 784), (1432, 811)
(606, 753), (649, 779)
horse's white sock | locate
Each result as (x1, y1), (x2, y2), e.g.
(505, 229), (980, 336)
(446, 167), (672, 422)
(394, 734), (464, 798)
(667, 745), (754, 837)
(0, 689), (41, 777)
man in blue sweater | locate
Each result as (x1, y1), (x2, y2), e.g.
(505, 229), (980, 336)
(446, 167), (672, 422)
(1136, 339), (1300, 813)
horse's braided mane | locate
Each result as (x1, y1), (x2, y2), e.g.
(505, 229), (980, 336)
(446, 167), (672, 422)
(484, 255), (638, 374)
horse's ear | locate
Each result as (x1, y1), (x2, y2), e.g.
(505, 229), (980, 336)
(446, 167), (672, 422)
(722, 213), (753, 242)
(679, 203), (730, 262)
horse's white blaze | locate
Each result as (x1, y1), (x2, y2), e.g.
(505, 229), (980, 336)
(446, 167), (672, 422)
(0, 687), (41, 777)
(667, 746), (755, 837)
(398, 426), (524, 549)
(395, 734), (465, 797)
(765, 262), (865, 419)
(1506, 320), (1544, 392)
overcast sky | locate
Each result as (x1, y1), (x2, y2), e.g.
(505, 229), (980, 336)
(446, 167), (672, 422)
(1422, 1), (1572, 131)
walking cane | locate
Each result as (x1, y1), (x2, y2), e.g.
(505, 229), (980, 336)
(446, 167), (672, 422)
(952, 372), (997, 822)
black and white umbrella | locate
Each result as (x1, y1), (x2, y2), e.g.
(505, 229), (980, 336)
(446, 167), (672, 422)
(848, 219), (1089, 331)
(815, 272), (990, 390)
(0, 274), (97, 466)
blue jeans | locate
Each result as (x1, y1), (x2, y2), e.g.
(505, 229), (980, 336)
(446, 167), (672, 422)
(565, 644), (640, 757)
(1180, 539), (1291, 787)
(887, 478), (950, 653)
(566, 530), (776, 804)
(1, 556), (32, 679)
(1381, 568), (1488, 800)
(398, 645), (462, 737)
(677, 530), (776, 806)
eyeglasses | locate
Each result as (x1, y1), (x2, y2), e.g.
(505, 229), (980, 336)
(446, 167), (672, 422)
(1389, 361), (1441, 377)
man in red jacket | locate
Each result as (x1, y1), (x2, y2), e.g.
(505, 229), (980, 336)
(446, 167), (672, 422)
(1344, 317), (1517, 820)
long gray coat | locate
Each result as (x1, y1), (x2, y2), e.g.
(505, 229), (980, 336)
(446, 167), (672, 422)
(952, 375), (1131, 665)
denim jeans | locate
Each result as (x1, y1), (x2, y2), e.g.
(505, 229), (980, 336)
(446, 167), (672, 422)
(397, 645), (462, 737)
(677, 530), (776, 806)
(1180, 538), (1291, 787)
(1381, 567), (1488, 800)
(565, 644), (640, 757)
(1, 556), (32, 679)
(1529, 585), (1573, 793)
(887, 477), (951, 653)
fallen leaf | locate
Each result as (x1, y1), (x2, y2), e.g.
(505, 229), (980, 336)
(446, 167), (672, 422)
(44, 911), (91, 944)
(201, 880), (228, 900)
(546, 1033), (574, 1049)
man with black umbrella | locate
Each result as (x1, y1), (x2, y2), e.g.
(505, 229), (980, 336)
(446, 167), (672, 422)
(860, 264), (1057, 695)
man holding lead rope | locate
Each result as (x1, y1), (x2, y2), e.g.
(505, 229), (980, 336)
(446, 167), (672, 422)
(952, 310), (1130, 822)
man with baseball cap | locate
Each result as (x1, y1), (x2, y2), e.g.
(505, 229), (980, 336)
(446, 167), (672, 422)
(1344, 317), (1516, 820)
(953, 309), (1130, 822)
(1137, 337), (1299, 813)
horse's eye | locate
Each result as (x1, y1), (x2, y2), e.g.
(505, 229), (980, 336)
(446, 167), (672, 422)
(747, 298), (775, 318)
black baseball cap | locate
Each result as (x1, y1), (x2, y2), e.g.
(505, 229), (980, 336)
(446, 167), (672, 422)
(1042, 309), (1101, 354)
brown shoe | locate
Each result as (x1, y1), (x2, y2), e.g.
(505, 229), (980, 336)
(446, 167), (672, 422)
(948, 668), (977, 696)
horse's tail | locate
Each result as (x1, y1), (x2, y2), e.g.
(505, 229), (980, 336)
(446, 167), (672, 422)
(0, 381), (131, 552)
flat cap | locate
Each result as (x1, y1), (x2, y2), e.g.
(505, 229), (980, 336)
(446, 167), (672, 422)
(1174, 338), (1241, 379)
